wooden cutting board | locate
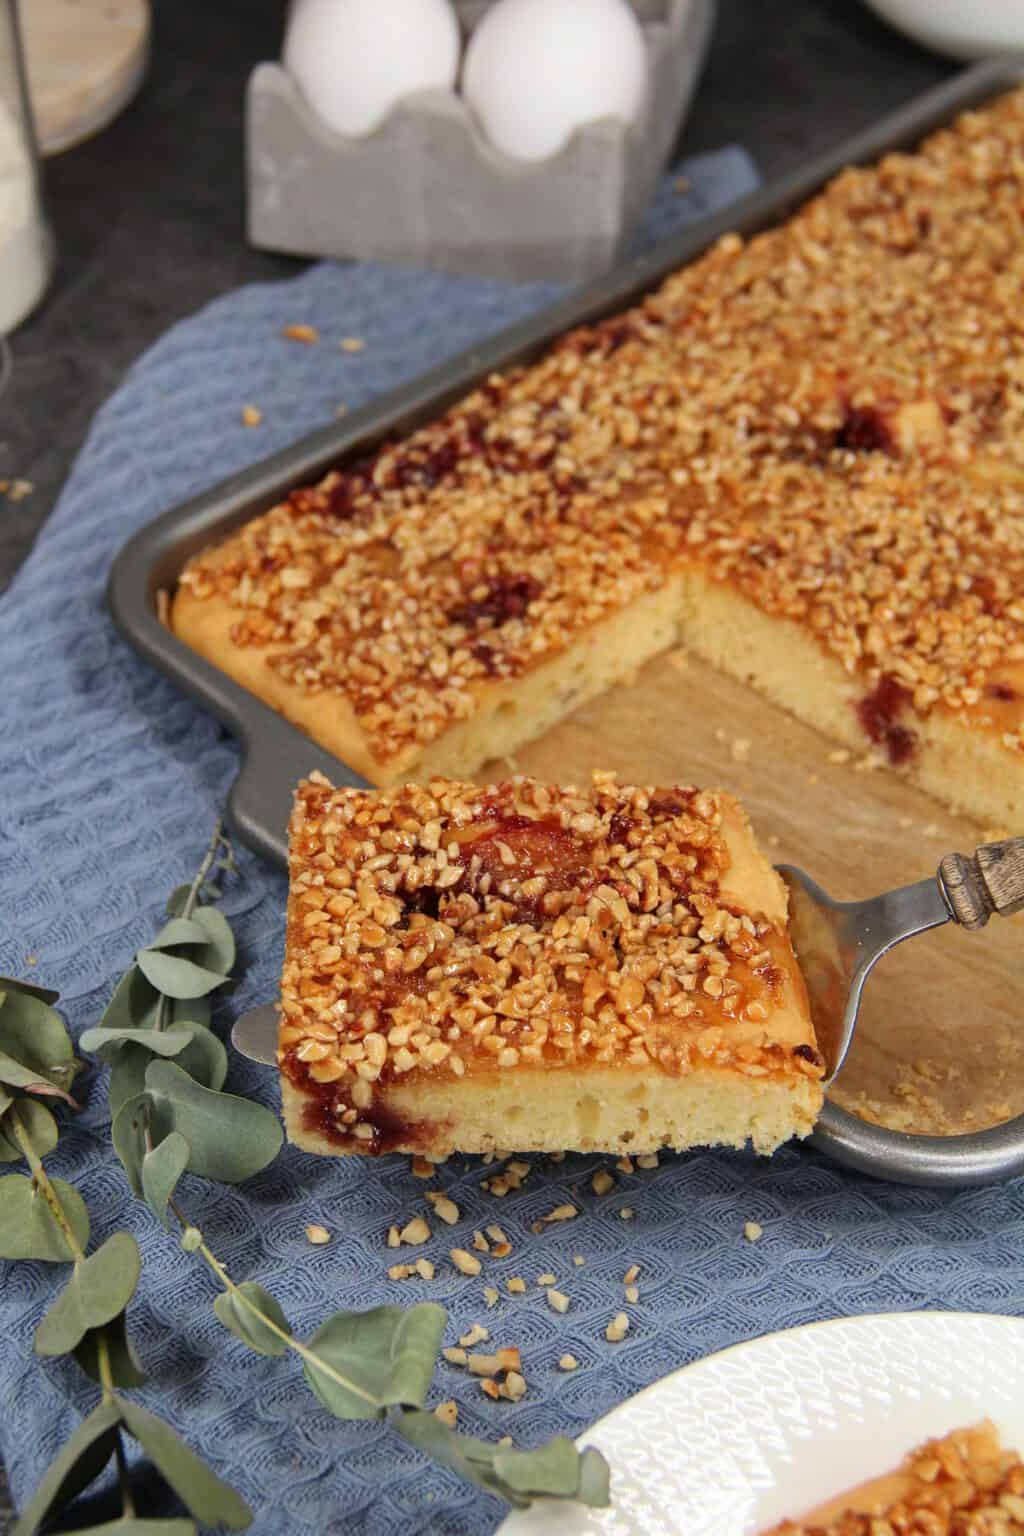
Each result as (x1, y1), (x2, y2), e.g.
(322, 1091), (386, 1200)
(22, 0), (150, 156)
(480, 646), (1024, 1137)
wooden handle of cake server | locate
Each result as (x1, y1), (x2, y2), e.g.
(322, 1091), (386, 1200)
(939, 838), (1024, 929)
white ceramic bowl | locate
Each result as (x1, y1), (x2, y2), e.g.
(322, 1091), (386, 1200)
(862, 0), (1024, 61)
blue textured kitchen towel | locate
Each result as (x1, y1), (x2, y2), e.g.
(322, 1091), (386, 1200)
(2, 144), (1023, 1536)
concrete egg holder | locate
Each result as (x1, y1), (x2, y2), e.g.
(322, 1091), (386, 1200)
(246, 0), (715, 282)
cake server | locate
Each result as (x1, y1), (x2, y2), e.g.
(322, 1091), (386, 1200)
(778, 835), (1024, 1086)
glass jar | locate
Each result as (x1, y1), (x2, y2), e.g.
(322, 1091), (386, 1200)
(0, 0), (53, 334)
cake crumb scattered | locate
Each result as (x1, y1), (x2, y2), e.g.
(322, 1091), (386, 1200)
(483, 1286), (500, 1309)
(485, 1225), (509, 1245)
(624, 1264), (640, 1284)
(922, 823), (940, 837)
(480, 1379), (500, 1400)
(241, 404), (263, 428)
(434, 1400), (458, 1428)
(442, 1346), (467, 1366)
(624, 1284), (639, 1304)
(605, 1312), (630, 1343)
(426, 1192), (460, 1225)
(827, 748), (851, 765)
(339, 336), (365, 353)
(305, 1224), (330, 1245)
(5, 478), (33, 501)
(411, 1157), (434, 1179)
(591, 1169), (615, 1196)
(450, 1248), (481, 1276)
(898, 816), (914, 830)
(501, 1371), (527, 1402)
(459, 1323), (490, 1348)
(636, 1152), (659, 1170)
(559, 1354), (579, 1371)
(491, 1241), (512, 1258)
(507, 1277), (526, 1295)
(399, 1216), (431, 1246)
(536, 1273), (557, 1287)
(616, 1156), (634, 1174)
(546, 1288), (570, 1314)
(542, 1204), (577, 1224)
(619, 1207), (634, 1220)
(472, 1230), (490, 1253)
(572, 1255), (585, 1267)
(415, 1258), (435, 1279)
(744, 1221), (764, 1243)
(282, 322), (319, 343)
(387, 1225), (401, 1248)
(388, 1263), (414, 1280)
(731, 737), (751, 763)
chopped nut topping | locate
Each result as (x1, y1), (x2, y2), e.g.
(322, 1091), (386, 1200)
(506, 1277), (526, 1295)
(616, 1156), (635, 1175)
(399, 1216), (431, 1246)
(472, 1231), (490, 1253)
(339, 336), (365, 352)
(635, 1152), (659, 1170)
(624, 1284), (640, 1304)
(415, 1258), (435, 1279)
(485, 1225), (509, 1245)
(411, 1157), (435, 1179)
(427, 1193), (460, 1226)
(388, 1263), (414, 1280)
(619, 1207), (634, 1220)
(459, 1323), (489, 1348)
(623, 1264), (641, 1284)
(442, 1346), (467, 1366)
(605, 1312), (630, 1343)
(542, 1204), (577, 1224)
(501, 1371), (527, 1401)
(572, 1255), (585, 1267)
(546, 1288), (570, 1314)
(434, 1400), (458, 1428)
(744, 1221), (763, 1243)
(559, 1354), (580, 1371)
(483, 1286), (500, 1308)
(536, 1273), (557, 1287)
(305, 1223), (330, 1245)
(450, 1248), (482, 1276)
(591, 1170), (615, 1196)
(386, 1225), (400, 1249)
(480, 1378), (501, 1400)
(241, 404), (263, 428)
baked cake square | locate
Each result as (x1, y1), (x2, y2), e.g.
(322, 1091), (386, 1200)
(278, 771), (822, 1158)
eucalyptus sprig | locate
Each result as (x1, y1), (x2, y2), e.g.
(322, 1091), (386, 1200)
(96, 822), (610, 1516)
(0, 980), (251, 1536)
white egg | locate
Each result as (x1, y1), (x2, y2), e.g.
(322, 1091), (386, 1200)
(283, 0), (461, 139)
(463, 0), (648, 163)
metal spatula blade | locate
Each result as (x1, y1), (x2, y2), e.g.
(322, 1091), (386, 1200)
(778, 836), (1024, 1085)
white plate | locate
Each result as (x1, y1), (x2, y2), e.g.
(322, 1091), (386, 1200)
(498, 1311), (1024, 1535)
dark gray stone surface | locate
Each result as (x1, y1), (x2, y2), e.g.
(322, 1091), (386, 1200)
(0, 0), (951, 1525)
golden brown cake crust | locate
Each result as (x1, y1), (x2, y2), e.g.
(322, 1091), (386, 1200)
(279, 771), (821, 1157)
(174, 87), (1024, 804)
(763, 1422), (1024, 1535)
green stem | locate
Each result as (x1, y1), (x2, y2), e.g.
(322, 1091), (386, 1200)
(166, 1194), (381, 1413)
(113, 1431), (135, 1518)
(9, 1105), (87, 1263)
(154, 819), (227, 1033)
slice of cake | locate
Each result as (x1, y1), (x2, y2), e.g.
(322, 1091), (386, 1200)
(278, 771), (822, 1158)
(763, 1423), (1024, 1535)
(173, 88), (1024, 829)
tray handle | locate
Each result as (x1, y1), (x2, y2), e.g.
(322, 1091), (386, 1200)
(226, 706), (369, 869)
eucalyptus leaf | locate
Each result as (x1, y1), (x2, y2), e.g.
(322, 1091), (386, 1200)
(136, 950), (228, 1002)
(101, 965), (210, 1034)
(143, 1060), (281, 1185)
(81, 1027), (196, 1060)
(141, 1131), (190, 1226)
(117, 1397), (252, 1531)
(0, 1173), (89, 1261)
(493, 1438), (608, 1502)
(73, 1521), (196, 1535)
(108, 1044), (152, 1119)
(0, 1085), (11, 1120)
(35, 1232), (141, 1357)
(213, 1282), (291, 1357)
(147, 916), (213, 951)
(393, 1410), (529, 1507)
(0, 988), (77, 1076)
(166, 884), (193, 918)
(394, 1411), (611, 1510)
(302, 1303), (445, 1421)
(0, 1049), (77, 1106)
(172, 1027), (227, 1093)
(73, 1308), (147, 1389)
(191, 906), (236, 975)
(0, 1099), (58, 1163)
(111, 1093), (152, 1197)
(10, 1398), (122, 1536)
(0, 975), (60, 1005)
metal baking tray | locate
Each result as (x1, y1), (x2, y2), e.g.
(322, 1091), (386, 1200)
(109, 58), (1024, 1188)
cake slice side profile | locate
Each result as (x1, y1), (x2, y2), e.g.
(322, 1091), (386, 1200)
(278, 772), (823, 1160)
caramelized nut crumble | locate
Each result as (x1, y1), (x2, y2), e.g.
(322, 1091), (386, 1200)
(279, 771), (820, 1157)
